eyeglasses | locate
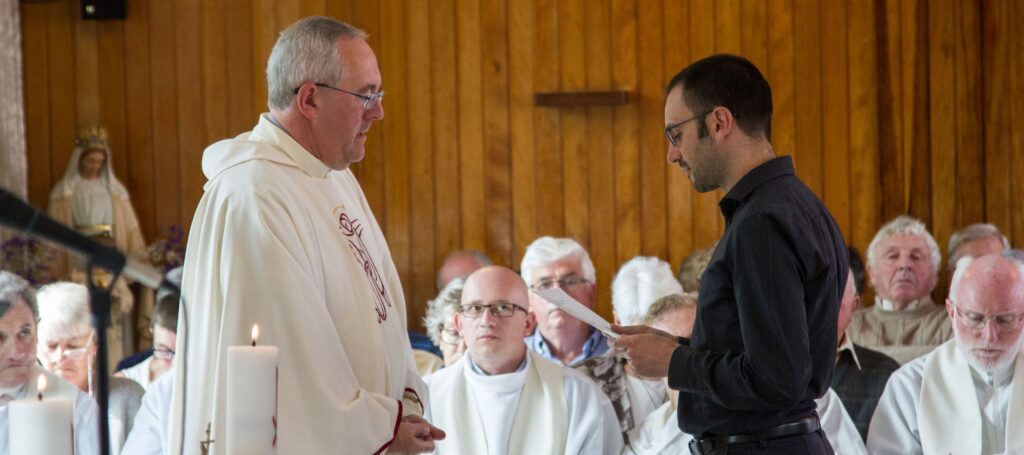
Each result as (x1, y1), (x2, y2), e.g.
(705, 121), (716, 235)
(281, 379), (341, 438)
(459, 303), (528, 319)
(42, 333), (94, 361)
(293, 83), (385, 110)
(440, 328), (462, 344)
(529, 275), (591, 291)
(153, 347), (175, 361)
(951, 303), (1024, 331)
(664, 110), (712, 147)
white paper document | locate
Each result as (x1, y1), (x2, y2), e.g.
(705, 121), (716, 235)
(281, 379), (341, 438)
(531, 287), (619, 340)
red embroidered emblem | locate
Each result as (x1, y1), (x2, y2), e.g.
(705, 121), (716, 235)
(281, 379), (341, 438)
(338, 212), (393, 323)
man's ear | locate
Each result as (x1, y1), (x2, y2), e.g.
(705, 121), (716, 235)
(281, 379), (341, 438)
(523, 311), (537, 336)
(295, 84), (320, 120)
(711, 106), (735, 138)
(454, 312), (464, 334)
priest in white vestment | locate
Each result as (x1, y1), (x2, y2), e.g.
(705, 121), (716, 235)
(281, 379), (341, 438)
(170, 17), (443, 454)
(846, 216), (953, 365)
(868, 254), (1024, 455)
(425, 266), (623, 455)
(0, 271), (99, 455)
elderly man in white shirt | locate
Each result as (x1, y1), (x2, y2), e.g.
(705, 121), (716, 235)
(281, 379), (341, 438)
(847, 215), (953, 364)
(426, 266), (622, 455)
(868, 253), (1024, 454)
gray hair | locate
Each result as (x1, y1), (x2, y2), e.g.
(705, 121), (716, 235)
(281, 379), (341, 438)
(611, 256), (684, 325)
(266, 16), (368, 111)
(423, 277), (466, 346)
(867, 215), (942, 274)
(641, 293), (698, 326)
(678, 246), (714, 293)
(947, 223), (1010, 270)
(0, 271), (37, 319)
(36, 282), (93, 342)
(519, 236), (596, 286)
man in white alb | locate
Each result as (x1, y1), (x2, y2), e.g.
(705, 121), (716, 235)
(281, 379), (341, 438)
(170, 17), (444, 454)
(868, 253), (1024, 454)
(425, 266), (622, 454)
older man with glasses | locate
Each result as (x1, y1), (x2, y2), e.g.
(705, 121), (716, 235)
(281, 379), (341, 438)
(0, 272), (99, 454)
(36, 281), (144, 454)
(868, 252), (1024, 454)
(520, 236), (610, 366)
(425, 266), (621, 454)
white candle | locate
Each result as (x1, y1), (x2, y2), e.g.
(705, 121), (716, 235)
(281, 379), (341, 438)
(227, 324), (279, 454)
(10, 374), (73, 454)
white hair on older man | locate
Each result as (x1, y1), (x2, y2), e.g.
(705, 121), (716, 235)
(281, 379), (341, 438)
(35, 282), (93, 342)
(266, 16), (368, 111)
(866, 215), (942, 274)
(611, 256), (684, 325)
(946, 223), (1011, 270)
(519, 236), (596, 286)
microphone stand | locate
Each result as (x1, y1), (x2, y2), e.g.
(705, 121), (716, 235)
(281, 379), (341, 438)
(86, 261), (115, 455)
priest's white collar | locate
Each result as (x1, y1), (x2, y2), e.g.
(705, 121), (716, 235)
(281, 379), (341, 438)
(965, 351), (1016, 388)
(464, 353), (530, 393)
(254, 113), (332, 179)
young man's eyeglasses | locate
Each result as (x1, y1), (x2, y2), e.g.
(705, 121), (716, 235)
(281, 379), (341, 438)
(153, 347), (176, 361)
(664, 110), (712, 147)
(529, 276), (590, 291)
(459, 303), (528, 319)
(292, 82), (385, 110)
(951, 302), (1024, 331)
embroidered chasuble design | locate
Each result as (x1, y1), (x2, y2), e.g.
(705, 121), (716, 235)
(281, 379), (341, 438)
(337, 210), (393, 322)
(919, 340), (1024, 455)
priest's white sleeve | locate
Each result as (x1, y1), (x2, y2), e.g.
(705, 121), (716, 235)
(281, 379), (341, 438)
(563, 368), (624, 455)
(866, 359), (925, 455)
(173, 175), (418, 454)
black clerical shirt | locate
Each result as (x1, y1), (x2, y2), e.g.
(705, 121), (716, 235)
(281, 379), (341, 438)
(668, 156), (848, 437)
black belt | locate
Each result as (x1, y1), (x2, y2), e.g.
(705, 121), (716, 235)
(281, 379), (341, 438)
(688, 416), (821, 455)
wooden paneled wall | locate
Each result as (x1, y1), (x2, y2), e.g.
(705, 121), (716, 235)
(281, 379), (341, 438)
(20, 0), (1024, 329)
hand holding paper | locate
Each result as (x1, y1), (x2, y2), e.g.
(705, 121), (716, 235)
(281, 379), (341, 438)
(530, 288), (619, 340)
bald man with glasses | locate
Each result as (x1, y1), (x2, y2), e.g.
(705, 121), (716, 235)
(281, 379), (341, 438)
(425, 266), (622, 455)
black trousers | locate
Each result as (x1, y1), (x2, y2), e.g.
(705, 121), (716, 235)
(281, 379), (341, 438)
(700, 429), (834, 455)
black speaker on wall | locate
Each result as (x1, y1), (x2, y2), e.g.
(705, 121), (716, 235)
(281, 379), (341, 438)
(82, 0), (126, 20)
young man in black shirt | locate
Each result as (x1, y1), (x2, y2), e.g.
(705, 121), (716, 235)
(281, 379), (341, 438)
(614, 54), (849, 454)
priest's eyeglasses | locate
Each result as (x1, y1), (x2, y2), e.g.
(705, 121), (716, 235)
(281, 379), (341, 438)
(529, 276), (591, 291)
(951, 303), (1024, 331)
(293, 83), (385, 110)
(43, 332), (94, 361)
(459, 303), (528, 319)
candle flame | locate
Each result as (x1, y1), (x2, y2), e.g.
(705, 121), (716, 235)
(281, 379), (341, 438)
(251, 324), (260, 345)
(37, 374), (47, 394)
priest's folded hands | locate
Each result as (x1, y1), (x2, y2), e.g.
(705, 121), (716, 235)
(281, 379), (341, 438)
(610, 324), (680, 379)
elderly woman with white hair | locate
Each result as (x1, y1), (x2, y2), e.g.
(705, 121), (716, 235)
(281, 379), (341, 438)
(422, 277), (468, 372)
(576, 256), (682, 443)
(35, 281), (144, 454)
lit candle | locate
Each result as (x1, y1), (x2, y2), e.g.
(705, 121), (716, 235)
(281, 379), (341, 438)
(10, 374), (73, 454)
(227, 324), (279, 454)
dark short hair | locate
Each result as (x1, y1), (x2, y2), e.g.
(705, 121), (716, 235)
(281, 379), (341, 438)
(666, 54), (773, 141)
(153, 294), (179, 333)
(847, 246), (865, 295)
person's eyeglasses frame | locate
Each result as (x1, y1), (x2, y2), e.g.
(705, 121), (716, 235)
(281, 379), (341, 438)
(665, 109), (714, 148)
(43, 332), (95, 362)
(292, 82), (385, 110)
(152, 346), (175, 361)
(528, 275), (592, 292)
(459, 302), (529, 319)
(949, 301), (1024, 331)
(440, 327), (462, 345)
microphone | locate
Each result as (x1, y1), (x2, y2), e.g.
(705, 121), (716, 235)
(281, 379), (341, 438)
(0, 188), (177, 294)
